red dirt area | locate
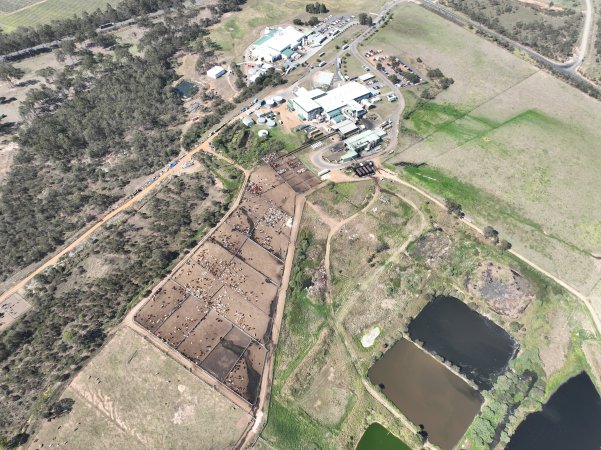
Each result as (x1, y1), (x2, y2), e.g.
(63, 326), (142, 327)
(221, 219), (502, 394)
(219, 256), (279, 303)
(189, 240), (236, 277)
(200, 326), (252, 381)
(270, 155), (320, 193)
(225, 342), (268, 404)
(224, 208), (256, 235)
(155, 296), (209, 348)
(239, 194), (276, 221)
(177, 309), (233, 365)
(237, 239), (284, 284)
(134, 280), (188, 332)
(172, 264), (224, 300)
(210, 285), (272, 342)
(262, 182), (297, 216)
(246, 164), (284, 194)
(211, 223), (249, 254)
(252, 220), (291, 261)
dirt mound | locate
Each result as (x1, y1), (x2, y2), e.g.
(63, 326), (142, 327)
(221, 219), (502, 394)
(409, 230), (452, 267)
(467, 262), (534, 318)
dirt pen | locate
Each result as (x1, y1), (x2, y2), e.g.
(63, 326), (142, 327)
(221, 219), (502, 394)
(133, 162), (316, 408)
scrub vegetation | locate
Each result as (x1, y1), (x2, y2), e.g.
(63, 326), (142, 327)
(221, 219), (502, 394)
(447, 0), (583, 61)
(262, 174), (601, 450)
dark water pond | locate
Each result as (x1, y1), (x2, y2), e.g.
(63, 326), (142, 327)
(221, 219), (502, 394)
(356, 423), (411, 450)
(507, 372), (601, 450)
(408, 295), (517, 390)
(368, 338), (483, 450)
(173, 80), (198, 98)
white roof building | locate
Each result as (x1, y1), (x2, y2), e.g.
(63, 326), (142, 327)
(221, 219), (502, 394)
(250, 26), (305, 62)
(207, 65), (226, 79)
(292, 81), (374, 120)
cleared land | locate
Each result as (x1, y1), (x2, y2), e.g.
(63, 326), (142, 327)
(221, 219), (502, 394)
(376, 4), (601, 312)
(0, 0), (121, 31)
(30, 327), (251, 450)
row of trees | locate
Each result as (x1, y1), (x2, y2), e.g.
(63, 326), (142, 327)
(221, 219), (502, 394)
(0, 0), (181, 54)
(305, 2), (328, 14)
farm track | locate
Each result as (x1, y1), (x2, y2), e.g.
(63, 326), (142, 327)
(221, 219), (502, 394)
(0, 105), (246, 309)
(317, 177), (434, 447)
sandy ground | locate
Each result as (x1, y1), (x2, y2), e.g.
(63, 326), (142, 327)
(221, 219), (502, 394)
(29, 327), (251, 450)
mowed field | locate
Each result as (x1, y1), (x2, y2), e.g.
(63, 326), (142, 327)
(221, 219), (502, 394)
(377, 4), (601, 308)
(30, 327), (251, 450)
(0, 0), (120, 32)
(209, 0), (386, 60)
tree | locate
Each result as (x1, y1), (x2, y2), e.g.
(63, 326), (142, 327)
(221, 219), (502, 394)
(444, 198), (464, 217)
(293, 18), (304, 26)
(376, 62), (383, 70)
(483, 225), (499, 243)
(307, 16), (319, 26)
(35, 66), (57, 83)
(388, 73), (399, 84)
(0, 63), (24, 87)
(358, 13), (373, 26)
(499, 239), (512, 251)
(427, 67), (444, 78)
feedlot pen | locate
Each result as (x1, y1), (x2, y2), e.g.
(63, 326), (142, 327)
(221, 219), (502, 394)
(131, 161), (319, 410)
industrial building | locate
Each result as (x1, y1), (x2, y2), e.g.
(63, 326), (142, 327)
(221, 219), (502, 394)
(289, 81), (374, 122)
(340, 128), (386, 163)
(206, 65), (226, 79)
(250, 26), (305, 62)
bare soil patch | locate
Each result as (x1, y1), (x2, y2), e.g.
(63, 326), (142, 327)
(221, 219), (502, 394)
(134, 163), (300, 406)
(467, 261), (534, 318)
(409, 229), (453, 268)
(133, 279), (188, 333)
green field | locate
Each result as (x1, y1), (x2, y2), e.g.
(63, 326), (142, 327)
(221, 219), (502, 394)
(373, 4), (601, 311)
(0, 0), (121, 32)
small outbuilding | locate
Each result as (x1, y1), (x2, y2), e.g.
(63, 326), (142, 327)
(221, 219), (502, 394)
(241, 116), (255, 127)
(207, 66), (226, 79)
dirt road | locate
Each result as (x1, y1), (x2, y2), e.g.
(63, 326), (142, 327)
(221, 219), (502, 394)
(375, 166), (601, 338)
(0, 113), (243, 309)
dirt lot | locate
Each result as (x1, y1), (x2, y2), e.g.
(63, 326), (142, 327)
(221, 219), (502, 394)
(134, 164), (301, 406)
(0, 292), (31, 331)
(29, 327), (251, 450)
(467, 261), (535, 318)
(308, 181), (376, 220)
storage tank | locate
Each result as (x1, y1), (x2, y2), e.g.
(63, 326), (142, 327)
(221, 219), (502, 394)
(266, 119), (276, 128)
(273, 95), (284, 104)
(257, 117), (267, 124)
(266, 98), (276, 108)
(258, 129), (269, 138)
